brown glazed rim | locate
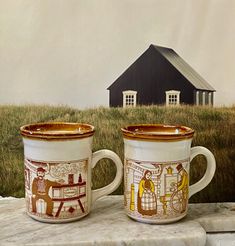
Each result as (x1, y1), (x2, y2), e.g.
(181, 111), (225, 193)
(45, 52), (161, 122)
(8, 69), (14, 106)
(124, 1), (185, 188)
(20, 122), (95, 140)
(121, 124), (194, 141)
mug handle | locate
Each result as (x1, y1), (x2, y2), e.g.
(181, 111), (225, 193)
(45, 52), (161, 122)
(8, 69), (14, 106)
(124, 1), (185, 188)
(91, 149), (123, 204)
(189, 146), (216, 198)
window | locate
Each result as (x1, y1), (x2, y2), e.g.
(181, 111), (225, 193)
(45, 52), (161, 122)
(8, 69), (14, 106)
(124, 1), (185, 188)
(126, 94), (135, 106)
(165, 90), (180, 106)
(122, 90), (137, 107)
(168, 94), (178, 104)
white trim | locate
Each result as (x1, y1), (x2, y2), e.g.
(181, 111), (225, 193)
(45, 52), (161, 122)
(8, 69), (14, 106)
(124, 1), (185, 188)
(196, 91), (199, 106)
(165, 90), (180, 106)
(202, 91), (206, 105)
(208, 92), (212, 106)
(122, 90), (137, 108)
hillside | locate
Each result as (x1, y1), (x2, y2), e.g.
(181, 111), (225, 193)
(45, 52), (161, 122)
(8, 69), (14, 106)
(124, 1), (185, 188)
(0, 104), (234, 202)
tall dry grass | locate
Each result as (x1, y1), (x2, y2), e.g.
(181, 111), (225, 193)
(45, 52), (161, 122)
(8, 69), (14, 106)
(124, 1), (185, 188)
(0, 104), (234, 202)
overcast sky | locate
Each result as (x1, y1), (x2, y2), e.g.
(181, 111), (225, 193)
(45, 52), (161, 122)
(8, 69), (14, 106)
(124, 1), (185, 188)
(0, 0), (235, 108)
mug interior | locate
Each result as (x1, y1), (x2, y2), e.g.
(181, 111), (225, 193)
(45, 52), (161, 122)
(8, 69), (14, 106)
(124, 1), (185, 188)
(121, 124), (194, 141)
(20, 122), (95, 140)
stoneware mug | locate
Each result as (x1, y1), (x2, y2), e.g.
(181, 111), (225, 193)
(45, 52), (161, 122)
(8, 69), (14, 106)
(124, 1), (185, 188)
(121, 124), (216, 224)
(20, 122), (123, 223)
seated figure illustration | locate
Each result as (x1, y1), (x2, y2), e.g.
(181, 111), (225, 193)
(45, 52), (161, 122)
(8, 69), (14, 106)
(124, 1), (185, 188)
(31, 167), (63, 217)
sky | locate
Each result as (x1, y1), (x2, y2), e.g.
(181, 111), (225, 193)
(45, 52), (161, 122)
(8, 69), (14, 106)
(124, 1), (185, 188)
(0, 0), (235, 108)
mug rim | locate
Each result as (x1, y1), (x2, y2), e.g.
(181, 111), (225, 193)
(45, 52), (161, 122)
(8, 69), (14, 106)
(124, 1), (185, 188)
(20, 122), (95, 140)
(121, 124), (194, 141)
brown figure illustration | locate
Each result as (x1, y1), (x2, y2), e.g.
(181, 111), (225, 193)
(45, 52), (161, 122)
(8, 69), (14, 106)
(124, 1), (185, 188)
(137, 170), (157, 216)
(176, 163), (188, 213)
(31, 167), (62, 217)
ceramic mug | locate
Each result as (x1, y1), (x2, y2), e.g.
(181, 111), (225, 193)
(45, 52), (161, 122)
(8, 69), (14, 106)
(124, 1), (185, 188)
(20, 122), (123, 223)
(121, 124), (216, 224)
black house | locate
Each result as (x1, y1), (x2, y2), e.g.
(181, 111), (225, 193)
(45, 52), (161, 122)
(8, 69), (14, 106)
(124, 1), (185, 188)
(107, 45), (215, 107)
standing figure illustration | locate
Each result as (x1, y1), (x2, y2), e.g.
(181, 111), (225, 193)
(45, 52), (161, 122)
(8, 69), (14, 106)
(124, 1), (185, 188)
(176, 163), (188, 213)
(137, 170), (157, 216)
(32, 167), (62, 217)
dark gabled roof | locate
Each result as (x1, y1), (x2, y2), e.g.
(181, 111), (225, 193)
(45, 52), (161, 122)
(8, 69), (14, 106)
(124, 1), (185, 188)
(152, 45), (215, 91)
(108, 44), (215, 92)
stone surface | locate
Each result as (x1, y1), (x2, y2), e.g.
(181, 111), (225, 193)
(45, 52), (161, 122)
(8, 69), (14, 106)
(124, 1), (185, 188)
(0, 196), (206, 246)
(2, 196), (235, 246)
(188, 203), (235, 232)
(206, 233), (235, 246)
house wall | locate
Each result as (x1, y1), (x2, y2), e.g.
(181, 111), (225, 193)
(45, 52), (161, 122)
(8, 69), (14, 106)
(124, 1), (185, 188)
(109, 46), (196, 107)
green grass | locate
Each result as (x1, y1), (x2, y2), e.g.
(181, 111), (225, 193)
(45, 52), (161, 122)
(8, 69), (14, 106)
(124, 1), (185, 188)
(0, 104), (234, 203)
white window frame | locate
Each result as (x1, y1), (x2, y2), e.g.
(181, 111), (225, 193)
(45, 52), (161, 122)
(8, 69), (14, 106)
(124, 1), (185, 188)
(165, 90), (180, 106)
(122, 90), (137, 108)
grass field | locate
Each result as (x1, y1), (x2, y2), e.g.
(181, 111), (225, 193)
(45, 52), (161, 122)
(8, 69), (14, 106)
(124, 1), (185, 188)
(0, 104), (234, 203)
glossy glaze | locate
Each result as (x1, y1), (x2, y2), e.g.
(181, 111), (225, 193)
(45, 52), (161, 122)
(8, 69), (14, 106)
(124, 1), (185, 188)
(20, 122), (95, 140)
(121, 124), (194, 141)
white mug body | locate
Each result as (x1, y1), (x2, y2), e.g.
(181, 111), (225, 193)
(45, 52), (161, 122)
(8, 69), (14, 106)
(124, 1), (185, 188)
(23, 136), (93, 223)
(21, 122), (123, 223)
(122, 124), (216, 224)
(124, 138), (192, 224)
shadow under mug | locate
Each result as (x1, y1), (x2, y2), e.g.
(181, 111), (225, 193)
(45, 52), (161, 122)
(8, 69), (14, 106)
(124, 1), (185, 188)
(121, 124), (216, 224)
(20, 122), (123, 223)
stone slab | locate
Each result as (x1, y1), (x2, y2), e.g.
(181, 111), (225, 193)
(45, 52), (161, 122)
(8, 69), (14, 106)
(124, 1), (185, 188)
(206, 233), (235, 246)
(188, 203), (235, 232)
(0, 196), (206, 246)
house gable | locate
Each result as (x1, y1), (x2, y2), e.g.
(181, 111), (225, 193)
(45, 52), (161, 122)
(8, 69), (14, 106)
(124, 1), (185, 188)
(152, 45), (215, 92)
(108, 44), (215, 107)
